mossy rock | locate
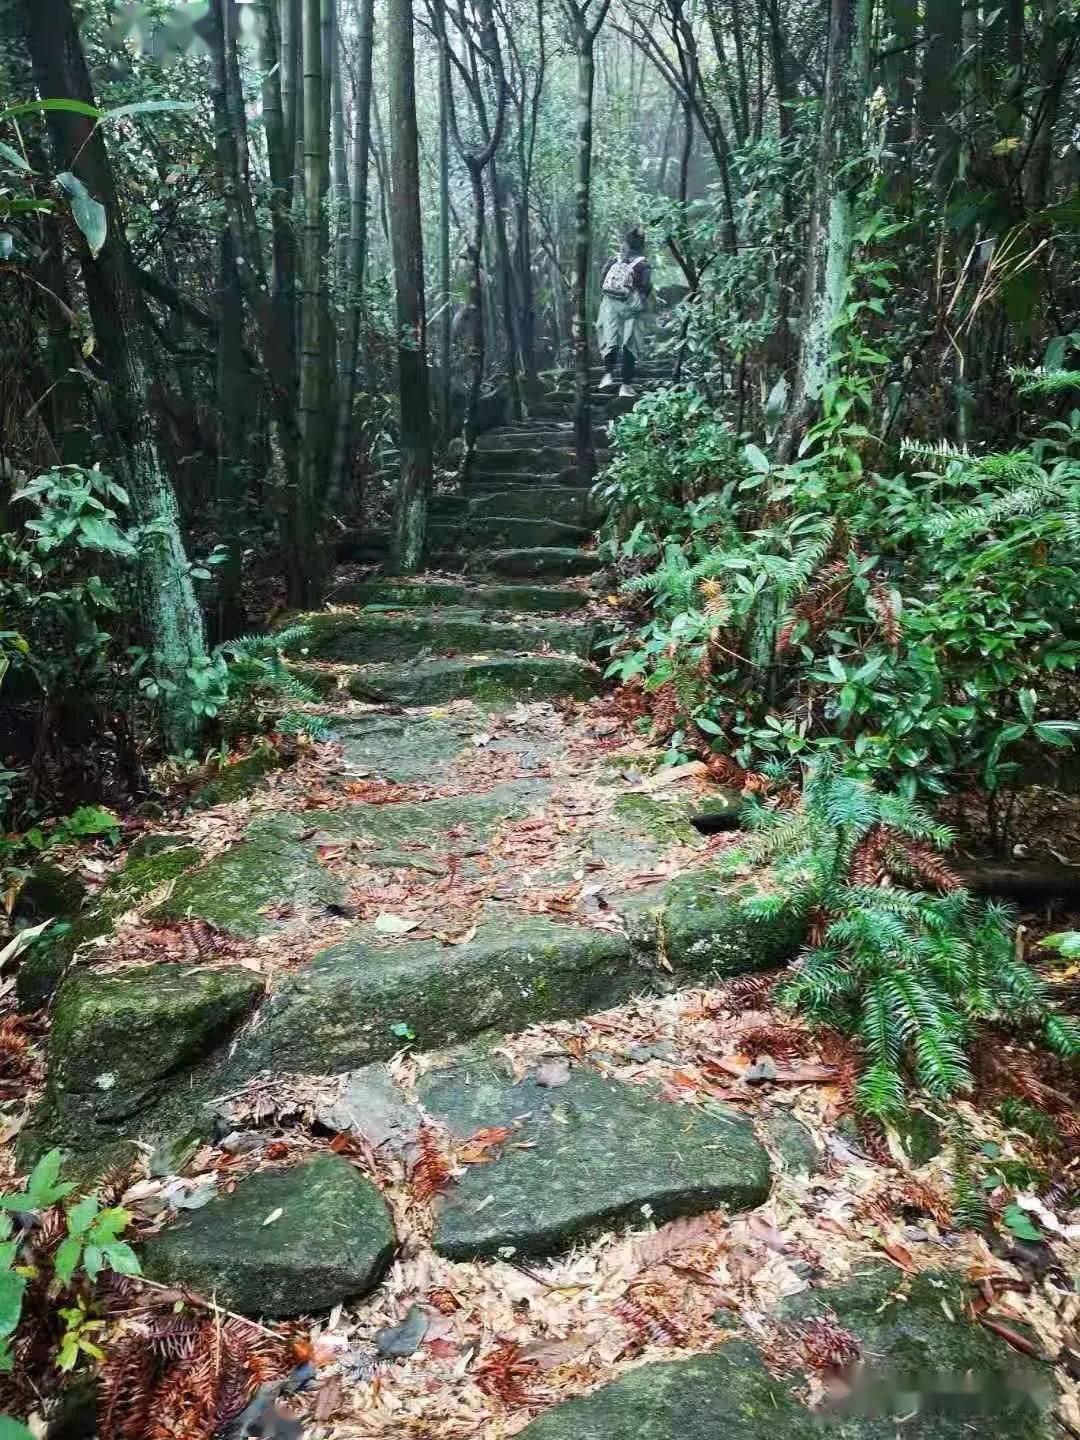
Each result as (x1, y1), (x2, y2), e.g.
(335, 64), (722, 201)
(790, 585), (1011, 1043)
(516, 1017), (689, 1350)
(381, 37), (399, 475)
(519, 1270), (1052, 1440)
(287, 608), (595, 664)
(893, 1108), (945, 1166)
(230, 911), (638, 1077)
(658, 867), (806, 976)
(346, 654), (599, 705)
(14, 862), (87, 922)
(188, 746), (287, 809)
(329, 580), (589, 613)
(590, 792), (703, 866)
(477, 547), (599, 580)
(332, 712), (472, 782)
(141, 1154), (395, 1318)
(419, 1055), (770, 1259)
(43, 963), (263, 1137)
(467, 489), (595, 526)
(779, 1266), (1052, 1435)
(434, 516), (590, 552)
(154, 822), (345, 937)
(16, 840), (202, 1011)
(760, 1111), (823, 1176)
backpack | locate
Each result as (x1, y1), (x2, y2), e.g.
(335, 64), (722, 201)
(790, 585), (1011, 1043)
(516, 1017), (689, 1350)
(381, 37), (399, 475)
(602, 255), (643, 299)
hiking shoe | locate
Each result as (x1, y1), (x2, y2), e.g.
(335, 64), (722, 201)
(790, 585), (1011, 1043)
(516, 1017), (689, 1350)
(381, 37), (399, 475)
(619, 383), (636, 398)
(598, 372), (617, 390)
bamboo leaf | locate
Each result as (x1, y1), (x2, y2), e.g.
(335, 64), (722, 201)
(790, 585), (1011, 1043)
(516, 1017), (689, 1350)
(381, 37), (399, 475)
(55, 172), (106, 257)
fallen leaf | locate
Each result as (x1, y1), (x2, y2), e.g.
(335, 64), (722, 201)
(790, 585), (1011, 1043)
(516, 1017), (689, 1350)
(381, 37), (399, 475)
(312, 1372), (343, 1422)
(262, 1206), (284, 1227)
(375, 912), (421, 935)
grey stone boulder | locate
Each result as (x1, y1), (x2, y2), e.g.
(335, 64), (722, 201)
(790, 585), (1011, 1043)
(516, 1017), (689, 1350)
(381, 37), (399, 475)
(417, 1054), (771, 1259)
(44, 964), (263, 1133)
(141, 1154), (396, 1318)
(519, 1268), (1052, 1440)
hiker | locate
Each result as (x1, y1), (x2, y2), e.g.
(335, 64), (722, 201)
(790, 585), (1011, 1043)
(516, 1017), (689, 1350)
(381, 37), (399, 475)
(597, 227), (652, 397)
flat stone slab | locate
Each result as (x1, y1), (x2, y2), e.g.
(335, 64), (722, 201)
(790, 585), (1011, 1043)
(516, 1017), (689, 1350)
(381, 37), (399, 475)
(142, 1154), (395, 1319)
(417, 1055), (771, 1259)
(232, 912), (637, 1076)
(434, 517), (591, 552)
(467, 489), (595, 525)
(156, 820), (346, 937)
(520, 1269), (1052, 1440)
(329, 580), (589, 613)
(290, 607), (595, 663)
(476, 547), (599, 580)
(346, 654), (599, 705)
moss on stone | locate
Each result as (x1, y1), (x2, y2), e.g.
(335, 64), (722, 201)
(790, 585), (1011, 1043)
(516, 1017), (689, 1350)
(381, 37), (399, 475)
(141, 1154), (395, 1318)
(231, 912), (637, 1076)
(346, 654), (599, 705)
(419, 1057), (770, 1259)
(287, 608), (595, 663)
(16, 841), (202, 1012)
(329, 580), (589, 613)
(189, 746), (286, 809)
(154, 824), (344, 937)
(44, 963), (263, 1135)
(479, 547), (600, 580)
(658, 868), (806, 977)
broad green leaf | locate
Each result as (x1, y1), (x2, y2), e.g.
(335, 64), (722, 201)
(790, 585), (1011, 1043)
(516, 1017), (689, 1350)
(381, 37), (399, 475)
(81, 1244), (102, 1282)
(65, 1193), (98, 1239)
(52, 1235), (82, 1287)
(742, 443), (770, 474)
(104, 100), (197, 120)
(0, 1269), (25, 1340)
(0, 99), (102, 121)
(101, 1240), (141, 1277)
(0, 142), (30, 174)
(55, 171), (106, 258)
(1001, 1203), (1042, 1242)
(0, 1416), (35, 1439)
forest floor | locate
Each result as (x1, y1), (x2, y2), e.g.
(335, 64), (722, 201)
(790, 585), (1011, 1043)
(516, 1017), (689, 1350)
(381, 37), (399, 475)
(6, 380), (1080, 1438)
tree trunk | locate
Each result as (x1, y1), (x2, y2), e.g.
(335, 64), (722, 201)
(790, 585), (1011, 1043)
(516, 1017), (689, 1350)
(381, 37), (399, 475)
(1026, 0), (1067, 212)
(439, 28), (453, 435)
(387, 0), (433, 570)
(569, 28), (597, 480)
(920, 0), (962, 185)
(260, 0), (297, 386)
(778, 0), (872, 459)
(330, 3), (350, 292)
(23, 0), (208, 752)
(329, 0), (375, 504)
(296, 0), (328, 604)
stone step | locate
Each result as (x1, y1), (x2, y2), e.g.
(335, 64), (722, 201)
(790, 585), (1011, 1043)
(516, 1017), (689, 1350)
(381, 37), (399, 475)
(468, 546), (600, 580)
(475, 426), (607, 451)
(433, 515), (591, 552)
(466, 488), (596, 526)
(418, 1051), (769, 1260)
(343, 652), (600, 705)
(463, 478), (587, 495)
(328, 578), (591, 613)
(518, 1270), (1053, 1440)
(471, 446), (609, 473)
(287, 607), (596, 664)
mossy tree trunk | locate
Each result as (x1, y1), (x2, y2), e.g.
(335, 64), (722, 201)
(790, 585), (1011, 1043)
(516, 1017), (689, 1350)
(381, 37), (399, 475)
(329, 0), (375, 504)
(294, 0), (328, 603)
(388, 0), (433, 571)
(777, 0), (872, 460)
(562, 0), (612, 482)
(23, 0), (208, 753)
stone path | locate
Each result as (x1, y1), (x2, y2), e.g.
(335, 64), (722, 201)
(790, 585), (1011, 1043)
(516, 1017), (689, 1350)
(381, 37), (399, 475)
(19, 369), (1063, 1438)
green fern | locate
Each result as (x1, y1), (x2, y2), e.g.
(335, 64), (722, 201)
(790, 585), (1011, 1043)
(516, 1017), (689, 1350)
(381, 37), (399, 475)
(729, 755), (1076, 1117)
(949, 1134), (990, 1231)
(1008, 366), (1080, 396)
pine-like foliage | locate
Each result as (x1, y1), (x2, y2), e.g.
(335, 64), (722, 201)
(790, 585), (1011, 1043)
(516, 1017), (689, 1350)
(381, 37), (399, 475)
(1008, 366), (1080, 397)
(721, 756), (1079, 1116)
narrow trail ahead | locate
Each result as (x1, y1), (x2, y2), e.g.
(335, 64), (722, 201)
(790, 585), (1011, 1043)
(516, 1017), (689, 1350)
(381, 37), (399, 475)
(22, 369), (1057, 1440)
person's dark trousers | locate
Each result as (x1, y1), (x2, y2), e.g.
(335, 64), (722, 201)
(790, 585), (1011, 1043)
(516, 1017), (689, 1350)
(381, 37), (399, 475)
(603, 346), (637, 381)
